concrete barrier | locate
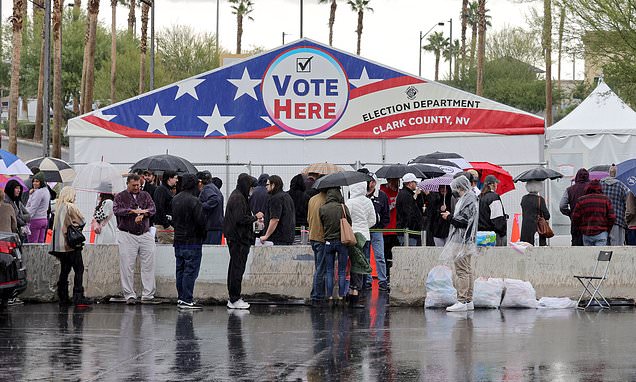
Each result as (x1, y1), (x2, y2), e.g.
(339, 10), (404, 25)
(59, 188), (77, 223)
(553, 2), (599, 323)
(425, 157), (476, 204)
(19, 244), (636, 305)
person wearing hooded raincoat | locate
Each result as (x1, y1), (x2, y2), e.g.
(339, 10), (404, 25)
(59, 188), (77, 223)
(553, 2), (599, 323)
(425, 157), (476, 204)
(441, 175), (478, 312)
(346, 181), (376, 303)
(224, 173), (263, 310)
(319, 188), (351, 301)
(4, 180), (30, 242)
(560, 168), (590, 246)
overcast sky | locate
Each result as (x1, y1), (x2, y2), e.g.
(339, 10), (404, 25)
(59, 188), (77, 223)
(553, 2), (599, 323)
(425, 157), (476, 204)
(0, 0), (584, 80)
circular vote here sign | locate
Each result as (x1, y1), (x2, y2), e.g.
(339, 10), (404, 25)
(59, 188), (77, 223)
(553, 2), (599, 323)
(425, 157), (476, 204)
(262, 47), (349, 136)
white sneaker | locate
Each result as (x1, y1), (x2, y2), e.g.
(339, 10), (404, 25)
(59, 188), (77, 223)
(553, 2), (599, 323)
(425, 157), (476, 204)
(446, 302), (468, 312)
(226, 300), (235, 309)
(232, 298), (250, 310)
(466, 301), (474, 311)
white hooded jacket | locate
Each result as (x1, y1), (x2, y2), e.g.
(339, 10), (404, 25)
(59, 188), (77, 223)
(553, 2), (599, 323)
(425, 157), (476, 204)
(346, 181), (377, 241)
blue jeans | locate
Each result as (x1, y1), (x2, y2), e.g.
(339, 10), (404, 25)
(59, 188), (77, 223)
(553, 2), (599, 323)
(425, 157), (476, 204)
(398, 235), (418, 246)
(582, 232), (608, 246)
(310, 241), (326, 300)
(174, 244), (203, 303)
(370, 232), (387, 285)
(324, 240), (349, 298)
(204, 230), (223, 245)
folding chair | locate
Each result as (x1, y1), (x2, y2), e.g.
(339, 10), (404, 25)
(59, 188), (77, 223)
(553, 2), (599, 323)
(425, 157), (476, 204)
(574, 250), (613, 310)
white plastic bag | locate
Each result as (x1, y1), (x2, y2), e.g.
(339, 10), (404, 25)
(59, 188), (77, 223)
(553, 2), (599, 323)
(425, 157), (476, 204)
(425, 265), (458, 308)
(538, 297), (577, 309)
(500, 279), (538, 308)
(473, 277), (505, 308)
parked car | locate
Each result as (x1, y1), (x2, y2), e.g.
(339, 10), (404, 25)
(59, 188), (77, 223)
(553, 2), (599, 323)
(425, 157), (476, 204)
(0, 232), (27, 309)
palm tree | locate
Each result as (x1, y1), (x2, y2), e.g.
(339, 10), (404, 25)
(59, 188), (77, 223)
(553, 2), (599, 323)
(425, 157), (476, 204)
(460, 0), (469, 79)
(52, 0), (63, 158)
(229, 0), (254, 54)
(544, 0), (552, 126)
(33, 0), (45, 142)
(423, 32), (449, 81)
(347, 0), (372, 55)
(8, 0), (25, 153)
(73, 0), (81, 20)
(443, 39), (460, 81)
(556, 2), (565, 108)
(81, 0), (101, 114)
(127, 0), (136, 35)
(466, 1), (490, 70)
(476, 0), (486, 96)
(110, 0), (117, 103)
(319, 0), (338, 46)
(139, 1), (149, 94)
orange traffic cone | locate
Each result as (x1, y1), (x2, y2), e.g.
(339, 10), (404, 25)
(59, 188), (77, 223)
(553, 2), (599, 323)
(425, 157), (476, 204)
(511, 213), (521, 242)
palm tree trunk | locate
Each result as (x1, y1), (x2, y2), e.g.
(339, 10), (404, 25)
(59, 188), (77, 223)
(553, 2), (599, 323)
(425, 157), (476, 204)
(8, 0), (25, 154)
(434, 53), (440, 81)
(544, 0), (553, 126)
(128, 0), (136, 36)
(80, 14), (90, 113)
(328, 0), (337, 46)
(460, 0), (468, 79)
(82, 0), (100, 114)
(33, 0), (45, 142)
(236, 13), (243, 54)
(111, 0), (117, 103)
(476, 0), (486, 96)
(356, 10), (363, 55)
(557, 5), (565, 112)
(469, 26), (477, 70)
(73, 0), (81, 20)
(139, 2), (149, 94)
(52, 0), (63, 158)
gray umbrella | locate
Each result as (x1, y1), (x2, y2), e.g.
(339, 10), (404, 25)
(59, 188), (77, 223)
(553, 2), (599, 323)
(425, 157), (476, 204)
(375, 164), (426, 179)
(514, 167), (563, 182)
(313, 171), (372, 189)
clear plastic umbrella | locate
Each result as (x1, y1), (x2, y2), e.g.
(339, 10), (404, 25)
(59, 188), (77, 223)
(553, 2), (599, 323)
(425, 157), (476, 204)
(71, 161), (125, 194)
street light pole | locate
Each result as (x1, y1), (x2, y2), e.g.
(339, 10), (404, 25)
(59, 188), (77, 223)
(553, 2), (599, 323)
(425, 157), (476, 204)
(216, 0), (220, 66)
(300, 0), (303, 38)
(448, 18), (453, 80)
(282, 32), (290, 45)
(43, 0), (51, 157)
(419, 22), (445, 77)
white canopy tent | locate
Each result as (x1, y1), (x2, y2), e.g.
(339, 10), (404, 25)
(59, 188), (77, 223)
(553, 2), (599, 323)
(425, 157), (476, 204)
(546, 81), (636, 235)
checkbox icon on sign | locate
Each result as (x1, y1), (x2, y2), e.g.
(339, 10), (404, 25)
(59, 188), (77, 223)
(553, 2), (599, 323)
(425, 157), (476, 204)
(296, 57), (313, 73)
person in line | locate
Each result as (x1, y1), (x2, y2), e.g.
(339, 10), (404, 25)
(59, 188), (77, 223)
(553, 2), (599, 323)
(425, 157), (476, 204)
(197, 171), (224, 245)
(136, 169), (157, 198)
(259, 175), (295, 245)
(172, 174), (207, 310)
(320, 187), (351, 303)
(249, 173), (269, 216)
(50, 186), (92, 307)
(572, 180), (615, 246)
(466, 169), (481, 195)
(93, 193), (117, 244)
(143, 170), (156, 189)
(441, 175), (478, 312)
(520, 181), (550, 246)
(429, 185), (452, 247)
(4, 180), (30, 242)
(114, 174), (157, 305)
(288, 174), (310, 243)
(345, 181), (376, 303)
(362, 170), (390, 291)
(154, 171), (178, 244)
(478, 175), (508, 246)
(224, 173), (263, 310)
(396, 173), (422, 246)
(25, 172), (50, 243)
(560, 168), (590, 246)
(626, 192), (636, 245)
(0, 190), (17, 234)
(307, 188), (328, 305)
(601, 164), (630, 245)
(211, 177), (223, 190)
(380, 178), (400, 286)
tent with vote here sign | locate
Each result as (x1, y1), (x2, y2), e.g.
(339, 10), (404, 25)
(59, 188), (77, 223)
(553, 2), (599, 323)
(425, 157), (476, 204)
(67, 38), (544, 176)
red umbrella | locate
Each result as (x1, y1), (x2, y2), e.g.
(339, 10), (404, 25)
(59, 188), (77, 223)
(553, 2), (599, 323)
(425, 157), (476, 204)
(469, 162), (515, 195)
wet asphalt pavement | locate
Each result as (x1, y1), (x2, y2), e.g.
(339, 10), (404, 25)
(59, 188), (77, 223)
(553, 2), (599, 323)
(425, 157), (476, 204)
(1, 293), (635, 381)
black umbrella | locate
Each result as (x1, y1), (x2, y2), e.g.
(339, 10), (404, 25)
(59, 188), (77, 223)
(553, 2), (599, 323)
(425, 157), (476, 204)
(131, 154), (198, 175)
(407, 163), (446, 178)
(409, 156), (462, 168)
(589, 164), (610, 172)
(421, 151), (464, 160)
(375, 164), (426, 179)
(514, 167), (564, 182)
(313, 171), (372, 189)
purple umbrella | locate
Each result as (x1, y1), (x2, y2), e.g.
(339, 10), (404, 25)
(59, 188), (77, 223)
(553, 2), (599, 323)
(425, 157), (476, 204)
(589, 171), (608, 181)
(0, 175), (28, 190)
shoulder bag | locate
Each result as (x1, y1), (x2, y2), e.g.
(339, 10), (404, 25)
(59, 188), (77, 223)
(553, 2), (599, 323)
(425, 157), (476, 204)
(536, 196), (554, 238)
(66, 224), (86, 248)
(340, 204), (356, 246)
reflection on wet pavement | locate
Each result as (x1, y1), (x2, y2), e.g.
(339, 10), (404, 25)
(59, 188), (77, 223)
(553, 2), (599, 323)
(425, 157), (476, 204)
(1, 293), (635, 381)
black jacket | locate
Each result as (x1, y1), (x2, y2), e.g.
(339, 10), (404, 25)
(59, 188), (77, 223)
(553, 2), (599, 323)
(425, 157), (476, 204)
(288, 174), (310, 227)
(396, 187), (423, 231)
(478, 190), (507, 237)
(249, 174), (269, 215)
(199, 182), (224, 230)
(368, 189), (390, 229)
(172, 177), (206, 245)
(429, 190), (452, 239)
(224, 174), (258, 246)
(142, 181), (157, 200)
(320, 188), (351, 241)
(153, 183), (173, 227)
